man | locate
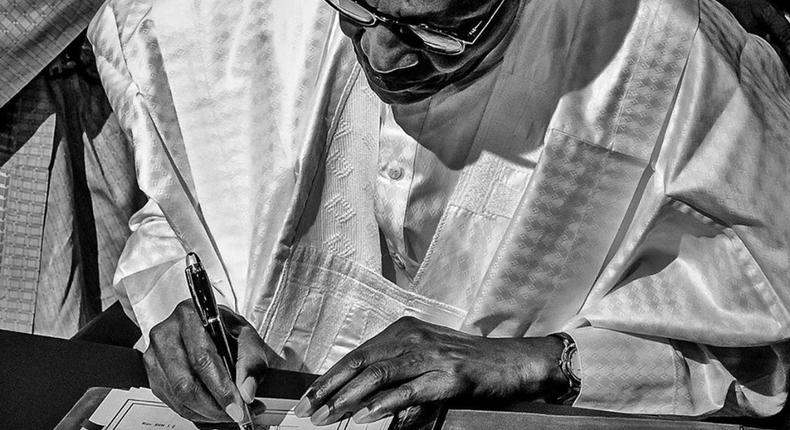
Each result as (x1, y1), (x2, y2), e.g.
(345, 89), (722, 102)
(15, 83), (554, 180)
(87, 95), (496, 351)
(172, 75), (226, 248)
(90, 0), (790, 426)
(0, 0), (141, 337)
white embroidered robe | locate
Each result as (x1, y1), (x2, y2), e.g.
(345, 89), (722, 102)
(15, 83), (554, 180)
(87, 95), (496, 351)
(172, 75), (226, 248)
(91, 0), (790, 417)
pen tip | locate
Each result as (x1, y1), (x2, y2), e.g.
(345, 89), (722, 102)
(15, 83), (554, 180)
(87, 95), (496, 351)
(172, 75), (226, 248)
(186, 252), (201, 267)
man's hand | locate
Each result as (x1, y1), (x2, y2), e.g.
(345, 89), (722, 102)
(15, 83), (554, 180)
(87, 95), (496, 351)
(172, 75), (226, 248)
(144, 299), (275, 423)
(718, 0), (790, 69)
(293, 317), (566, 426)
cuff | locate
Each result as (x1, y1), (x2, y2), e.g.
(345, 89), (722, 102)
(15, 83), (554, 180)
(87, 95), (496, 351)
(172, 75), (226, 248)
(119, 259), (190, 351)
(566, 326), (680, 415)
(122, 259), (236, 351)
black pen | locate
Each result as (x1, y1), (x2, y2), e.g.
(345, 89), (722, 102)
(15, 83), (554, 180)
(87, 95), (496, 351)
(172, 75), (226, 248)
(185, 252), (254, 430)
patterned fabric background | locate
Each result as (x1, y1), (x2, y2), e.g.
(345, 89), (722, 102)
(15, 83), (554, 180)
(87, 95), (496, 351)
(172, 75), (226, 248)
(0, 0), (105, 106)
(0, 77), (52, 332)
(0, 0), (142, 335)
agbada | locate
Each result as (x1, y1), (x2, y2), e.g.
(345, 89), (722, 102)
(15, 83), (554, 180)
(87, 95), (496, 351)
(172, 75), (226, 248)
(91, 0), (790, 420)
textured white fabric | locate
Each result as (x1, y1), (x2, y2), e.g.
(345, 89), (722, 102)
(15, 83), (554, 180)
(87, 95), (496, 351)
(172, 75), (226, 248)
(94, 0), (790, 418)
(89, 0), (335, 348)
(374, 106), (467, 285)
(152, 0), (334, 312)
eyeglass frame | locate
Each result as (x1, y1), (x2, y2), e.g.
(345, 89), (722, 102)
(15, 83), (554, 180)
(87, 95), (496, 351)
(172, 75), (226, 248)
(324, 0), (509, 55)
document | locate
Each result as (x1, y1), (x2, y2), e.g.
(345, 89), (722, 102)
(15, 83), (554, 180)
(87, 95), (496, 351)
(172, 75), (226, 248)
(87, 387), (392, 430)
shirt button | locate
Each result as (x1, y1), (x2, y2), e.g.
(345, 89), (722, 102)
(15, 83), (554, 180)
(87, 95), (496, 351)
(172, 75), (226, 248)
(387, 166), (404, 180)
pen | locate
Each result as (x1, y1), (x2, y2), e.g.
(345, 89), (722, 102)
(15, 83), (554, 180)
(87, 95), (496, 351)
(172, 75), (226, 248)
(185, 252), (255, 430)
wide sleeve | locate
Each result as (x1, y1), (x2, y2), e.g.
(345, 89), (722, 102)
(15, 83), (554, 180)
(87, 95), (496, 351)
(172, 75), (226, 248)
(568, 329), (789, 417)
(570, 8), (790, 418)
(112, 200), (191, 350)
(88, 0), (203, 350)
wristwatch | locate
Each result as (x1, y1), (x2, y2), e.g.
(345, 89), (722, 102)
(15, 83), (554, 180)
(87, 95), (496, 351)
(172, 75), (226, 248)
(554, 332), (581, 404)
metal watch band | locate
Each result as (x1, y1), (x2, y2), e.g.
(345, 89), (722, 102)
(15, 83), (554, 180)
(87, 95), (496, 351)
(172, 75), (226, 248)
(554, 332), (581, 405)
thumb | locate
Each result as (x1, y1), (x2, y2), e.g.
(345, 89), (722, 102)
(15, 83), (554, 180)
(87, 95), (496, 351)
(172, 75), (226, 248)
(235, 325), (271, 404)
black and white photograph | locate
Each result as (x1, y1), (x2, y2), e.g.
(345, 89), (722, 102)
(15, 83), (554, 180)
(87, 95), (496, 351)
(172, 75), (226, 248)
(2, 0), (790, 429)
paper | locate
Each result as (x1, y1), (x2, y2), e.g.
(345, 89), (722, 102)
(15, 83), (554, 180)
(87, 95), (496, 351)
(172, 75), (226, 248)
(87, 388), (393, 430)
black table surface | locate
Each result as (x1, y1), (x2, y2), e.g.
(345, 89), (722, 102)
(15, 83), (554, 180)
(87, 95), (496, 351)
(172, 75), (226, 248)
(0, 329), (783, 430)
(0, 329), (317, 430)
(1, 329), (148, 429)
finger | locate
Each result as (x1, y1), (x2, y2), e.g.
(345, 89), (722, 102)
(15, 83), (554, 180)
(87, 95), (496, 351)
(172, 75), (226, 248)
(144, 348), (212, 422)
(235, 325), (271, 404)
(351, 372), (457, 425)
(294, 340), (406, 418)
(218, 305), (274, 403)
(314, 353), (431, 424)
(154, 332), (230, 422)
(218, 305), (247, 337)
(179, 313), (248, 422)
(144, 350), (178, 413)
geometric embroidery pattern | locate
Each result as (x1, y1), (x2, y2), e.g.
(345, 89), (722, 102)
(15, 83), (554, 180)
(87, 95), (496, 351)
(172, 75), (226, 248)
(0, 78), (54, 332)
(0, 0), (105, 106)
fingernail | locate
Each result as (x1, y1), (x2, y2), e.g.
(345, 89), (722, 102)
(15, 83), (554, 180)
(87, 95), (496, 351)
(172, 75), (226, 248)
(240, 377), (256, 404)
(293, 395), (312, 417)
(310, 405), (331, 426)
(352, 407), (373, 424)
(302, 387), (316, 402)
(294, 388), (313, 418)
(225, 403), (244, 423)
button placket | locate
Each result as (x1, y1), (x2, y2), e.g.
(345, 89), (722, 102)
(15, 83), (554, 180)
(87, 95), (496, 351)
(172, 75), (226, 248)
(375, 106), (420, 281)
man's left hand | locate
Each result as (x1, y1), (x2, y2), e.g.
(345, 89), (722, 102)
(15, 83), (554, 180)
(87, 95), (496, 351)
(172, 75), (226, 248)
(293, 316), (566, 426)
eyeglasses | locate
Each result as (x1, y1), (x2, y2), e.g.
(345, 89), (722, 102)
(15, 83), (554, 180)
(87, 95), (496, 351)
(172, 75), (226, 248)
(324, 0), (507, 56)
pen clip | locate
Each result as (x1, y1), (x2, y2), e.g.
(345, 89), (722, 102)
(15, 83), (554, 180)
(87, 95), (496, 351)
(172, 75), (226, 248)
(185, 252), (216, 327)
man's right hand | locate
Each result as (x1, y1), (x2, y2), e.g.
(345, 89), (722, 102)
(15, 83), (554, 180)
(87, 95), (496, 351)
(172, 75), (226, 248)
(144, 299), (274, 423)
